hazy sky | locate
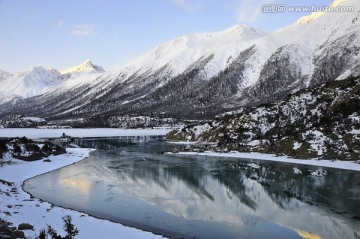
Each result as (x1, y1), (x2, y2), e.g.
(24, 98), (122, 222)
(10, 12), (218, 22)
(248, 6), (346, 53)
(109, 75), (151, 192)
(0, 0), (334, 73)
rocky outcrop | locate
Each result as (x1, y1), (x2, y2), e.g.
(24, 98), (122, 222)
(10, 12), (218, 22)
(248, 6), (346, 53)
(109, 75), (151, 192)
(167, 76), (360, 160)
(310, 33), (360, 86)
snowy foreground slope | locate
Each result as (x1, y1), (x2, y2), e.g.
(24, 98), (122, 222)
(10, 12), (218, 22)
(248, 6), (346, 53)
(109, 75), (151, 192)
(1, 0), (359, 123)
(167, 76), (360, 161)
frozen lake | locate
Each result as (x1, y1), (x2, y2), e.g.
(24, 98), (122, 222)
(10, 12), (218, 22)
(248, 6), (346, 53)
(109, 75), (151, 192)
(24, 137), (360, 239)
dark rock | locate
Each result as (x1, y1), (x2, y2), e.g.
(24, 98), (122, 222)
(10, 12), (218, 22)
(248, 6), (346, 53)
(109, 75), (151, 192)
(12, 230), (25, 238)
(18, 223), (34, 231)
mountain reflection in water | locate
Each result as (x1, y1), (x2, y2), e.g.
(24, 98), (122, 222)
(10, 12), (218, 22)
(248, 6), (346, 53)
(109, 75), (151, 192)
(24, 137), (360, 239)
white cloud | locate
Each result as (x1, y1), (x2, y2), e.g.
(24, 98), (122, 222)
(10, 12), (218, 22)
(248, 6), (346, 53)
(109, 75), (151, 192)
(237, 0), (274, 23)
(72, 24), (95, 36)
(170, 0), (202, 12)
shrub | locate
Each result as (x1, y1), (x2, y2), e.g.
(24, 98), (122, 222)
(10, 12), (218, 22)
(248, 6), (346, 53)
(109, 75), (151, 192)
(19, 136), (31, 144)
(13, 143), (22, 155)
(0, 139), (7, 151)
(42, 142), (51, 152)
(36, 215), (79, 239)
(25, 143), (40, 152)
(0, 139), (7, 159)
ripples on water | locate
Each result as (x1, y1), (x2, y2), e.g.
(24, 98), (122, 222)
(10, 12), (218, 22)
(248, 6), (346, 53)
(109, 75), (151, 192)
(24, 136), (360, 239)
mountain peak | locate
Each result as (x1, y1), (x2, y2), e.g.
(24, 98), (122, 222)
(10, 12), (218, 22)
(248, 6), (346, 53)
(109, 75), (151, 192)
(60, 60), (105, 75)
(292, 0), (349, 26)
(30, 66), (47, 72)
(331, 0), (347, 6)
(227, 24), (253, 31)
(82, 59), (93, 66)
(221, 24), (266, 36)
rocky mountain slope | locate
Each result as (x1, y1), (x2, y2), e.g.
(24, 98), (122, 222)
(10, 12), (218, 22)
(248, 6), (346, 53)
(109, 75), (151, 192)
(166, 76), (360, 160)
(0, 0), (359, 124)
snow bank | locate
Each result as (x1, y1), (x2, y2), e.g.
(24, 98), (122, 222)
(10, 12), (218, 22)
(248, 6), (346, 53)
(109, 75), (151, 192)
(0, 128), (171, 139)
(172, 151), (360, 171)
(0, 148), (164, 239)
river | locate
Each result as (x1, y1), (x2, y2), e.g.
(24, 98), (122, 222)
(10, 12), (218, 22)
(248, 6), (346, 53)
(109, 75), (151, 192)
(23, 136), (360, 239)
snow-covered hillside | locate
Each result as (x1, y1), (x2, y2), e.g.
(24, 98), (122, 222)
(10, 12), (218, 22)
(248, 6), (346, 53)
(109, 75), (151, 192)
(0, 0), (359, 123)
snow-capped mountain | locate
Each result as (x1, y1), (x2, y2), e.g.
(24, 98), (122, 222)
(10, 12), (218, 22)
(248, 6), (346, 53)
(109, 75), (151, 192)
(0, 66), (65, 98)
(118, 25), (267, 79)
(60, 60), (105, 76)
(0, 0), (359, 123)
(0, 61), (104, 99)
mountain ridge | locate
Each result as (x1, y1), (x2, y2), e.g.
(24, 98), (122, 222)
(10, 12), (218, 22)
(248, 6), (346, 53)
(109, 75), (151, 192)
(0, 0), (359, 124)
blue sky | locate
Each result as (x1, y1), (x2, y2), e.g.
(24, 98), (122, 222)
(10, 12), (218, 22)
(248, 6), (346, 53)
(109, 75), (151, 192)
(0, 0), (333, 73)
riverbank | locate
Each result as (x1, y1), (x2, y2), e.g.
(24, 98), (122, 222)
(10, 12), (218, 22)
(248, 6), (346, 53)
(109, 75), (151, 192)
(0, 147), (165, 239)
(170, 150), (360, 171)
(0, 128), (172, 139)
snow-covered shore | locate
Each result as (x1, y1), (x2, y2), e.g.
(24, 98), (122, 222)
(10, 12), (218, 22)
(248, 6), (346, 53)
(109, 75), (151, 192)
(0, 128), (170, 239)
(0, 148), (164, 239)
(0, 128), (171, 139)
(172, 151), (360, 171)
